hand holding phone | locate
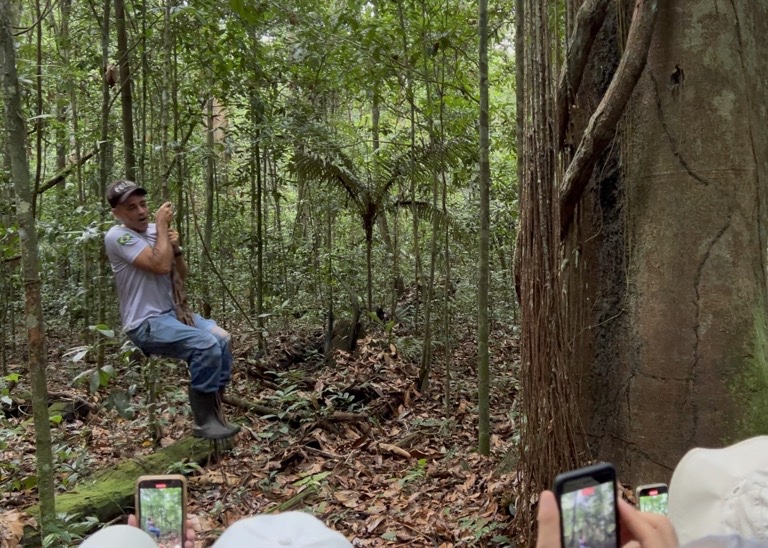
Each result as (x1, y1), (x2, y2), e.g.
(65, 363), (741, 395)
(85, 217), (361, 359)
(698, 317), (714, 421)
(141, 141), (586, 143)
(554, 463), (619, 548)
(635, 483), (668, 515)
(136, 475), (187, 547)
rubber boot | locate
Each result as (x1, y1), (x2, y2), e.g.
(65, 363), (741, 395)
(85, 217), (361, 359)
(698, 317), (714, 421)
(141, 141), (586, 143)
(215, 388), (241, 435)
(188, 388), (237, 439)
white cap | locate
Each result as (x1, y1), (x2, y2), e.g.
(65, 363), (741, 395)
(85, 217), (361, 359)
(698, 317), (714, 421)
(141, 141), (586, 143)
(669, 436), (768, 544)
(80, 524), (158, 548)
(212, 511), (352, 548)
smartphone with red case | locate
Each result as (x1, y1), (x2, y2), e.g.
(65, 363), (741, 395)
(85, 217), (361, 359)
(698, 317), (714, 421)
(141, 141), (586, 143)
(135, 474), (187, 546)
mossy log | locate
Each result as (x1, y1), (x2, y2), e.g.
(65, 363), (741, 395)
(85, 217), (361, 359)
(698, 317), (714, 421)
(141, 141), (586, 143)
(22, 436), (214, 544)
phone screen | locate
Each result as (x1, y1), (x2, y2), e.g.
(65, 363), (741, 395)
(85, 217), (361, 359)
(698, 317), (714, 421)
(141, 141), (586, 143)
(555, 464), (618, 548)
(638, 487), (668, 515)
(137, 477), (186, 547)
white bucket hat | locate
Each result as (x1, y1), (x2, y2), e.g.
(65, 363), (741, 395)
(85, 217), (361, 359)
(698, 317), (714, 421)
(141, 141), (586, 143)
(80, 524), (158, 548)
(669, 436), (768, 544)
(212, 511), (352, 548)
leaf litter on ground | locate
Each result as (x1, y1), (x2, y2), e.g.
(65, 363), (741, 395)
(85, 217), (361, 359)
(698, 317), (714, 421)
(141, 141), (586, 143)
(0, 323), (521, 546)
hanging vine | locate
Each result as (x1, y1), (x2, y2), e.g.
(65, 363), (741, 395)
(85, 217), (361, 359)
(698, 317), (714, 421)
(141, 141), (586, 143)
(514, 0), (581, 542)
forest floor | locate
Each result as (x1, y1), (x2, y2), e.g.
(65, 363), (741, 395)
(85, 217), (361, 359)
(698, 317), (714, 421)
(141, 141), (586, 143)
(0, 318), (522, 547)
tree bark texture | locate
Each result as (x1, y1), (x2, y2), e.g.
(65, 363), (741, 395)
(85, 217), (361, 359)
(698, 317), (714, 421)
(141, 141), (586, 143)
(560, 0), (660, 235)
(0, 1), (57, 532)
(477, 0), (491, 456)
(115, 0), (136, 181)
(556, 0), (611, 150)
(563, 0), (768, 483)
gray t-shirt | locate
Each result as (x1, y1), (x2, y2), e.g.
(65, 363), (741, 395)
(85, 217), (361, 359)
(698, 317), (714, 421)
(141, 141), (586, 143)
(105, 223), (174, 331)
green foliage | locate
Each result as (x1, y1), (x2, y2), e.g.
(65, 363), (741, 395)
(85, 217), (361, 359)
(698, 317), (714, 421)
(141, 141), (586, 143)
(0, 422), (31, 491)
(0, 372), (19, 407)
(398, 457), (427, 488)
(42, 514), (100, 548)
(293, 471), (331, 489)
(731, 309), (768, 439)
(166, 461), (204, 476)
(53, 442), (93, 488)
(66, 324), (118, 395)
(456, 515), (508, 542)
(1, 0), (521, 342)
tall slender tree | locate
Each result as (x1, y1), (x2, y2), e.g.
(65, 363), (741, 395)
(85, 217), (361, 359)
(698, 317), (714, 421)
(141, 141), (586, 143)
(115, 0), (136, 180)
(0, 0), (57, 534)
(477, 0), (491, 456)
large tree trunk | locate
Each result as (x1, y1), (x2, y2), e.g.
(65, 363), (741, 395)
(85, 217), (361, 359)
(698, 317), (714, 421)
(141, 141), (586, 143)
(564, 0), (768, 483)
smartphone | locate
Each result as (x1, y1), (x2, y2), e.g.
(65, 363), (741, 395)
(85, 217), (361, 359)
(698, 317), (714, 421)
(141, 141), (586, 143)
(554, 463), (619, 548)
(635, 483), (668, 515)
(135, 475), (187, 547)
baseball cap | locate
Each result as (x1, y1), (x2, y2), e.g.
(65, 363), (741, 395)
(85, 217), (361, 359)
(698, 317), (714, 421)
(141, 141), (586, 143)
(80, 524), (157, 548)
(107, 180), (147, 208)
(212, 511), (352, 548)
(668, 436), (768, 544)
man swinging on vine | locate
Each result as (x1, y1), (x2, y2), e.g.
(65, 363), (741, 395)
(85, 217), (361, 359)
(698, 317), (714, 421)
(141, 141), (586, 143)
(104, 179), (239, 440)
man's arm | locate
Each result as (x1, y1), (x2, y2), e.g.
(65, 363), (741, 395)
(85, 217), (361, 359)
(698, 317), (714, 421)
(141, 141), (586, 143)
(132, 202), (175, 275)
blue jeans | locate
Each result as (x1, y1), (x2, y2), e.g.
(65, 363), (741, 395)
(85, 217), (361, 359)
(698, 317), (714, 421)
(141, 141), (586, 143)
(127, 311), (233, 393)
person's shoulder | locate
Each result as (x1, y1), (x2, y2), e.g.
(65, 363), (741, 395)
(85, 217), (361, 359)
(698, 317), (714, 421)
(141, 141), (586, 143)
(105, 225), (143, 249)
(105, 224), (122, 239)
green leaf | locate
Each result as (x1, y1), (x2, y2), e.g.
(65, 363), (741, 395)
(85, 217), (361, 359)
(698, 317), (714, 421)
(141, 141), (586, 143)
(106, 389), (135, 420)
(89, 372), (100, 394)
(381, 531), (398, 541)
(294, 471), (331, 487)
(1, 395), (12, 406)
(71, 368), (94, 386)
(90, 324), (115, 338)
(50, 414), (63, 425)
(70, 349), (89, 363)
(98, 368), (111, 387)
(3, 373), (20, 383)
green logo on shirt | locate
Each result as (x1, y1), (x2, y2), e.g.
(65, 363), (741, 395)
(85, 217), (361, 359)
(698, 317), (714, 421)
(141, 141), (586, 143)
(117, 233), (135, 245)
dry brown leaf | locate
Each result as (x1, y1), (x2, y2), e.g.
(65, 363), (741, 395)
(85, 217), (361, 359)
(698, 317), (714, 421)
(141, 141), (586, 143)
(378, 443), (411, 458)
(381, 487), (401, 498)
(365, 516), (384, 533)
(0, 510), (27, 548)
(461, 473), (477, 492)
(333, 491), (358, 504)
(190, 470), (234, 486)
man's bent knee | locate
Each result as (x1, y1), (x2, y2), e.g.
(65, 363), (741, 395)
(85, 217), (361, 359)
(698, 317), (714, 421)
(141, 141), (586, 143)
(209, 325), (230, 342)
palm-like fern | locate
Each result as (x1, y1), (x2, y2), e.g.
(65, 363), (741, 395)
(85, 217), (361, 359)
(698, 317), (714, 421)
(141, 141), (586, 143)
(292, 137), (474, 311)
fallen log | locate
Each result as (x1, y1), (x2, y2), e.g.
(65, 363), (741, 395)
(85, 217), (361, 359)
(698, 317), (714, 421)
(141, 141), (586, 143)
(22, 435), (215, 545)
(4, 390), (99, 422)
(224, 394), (286, 418)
